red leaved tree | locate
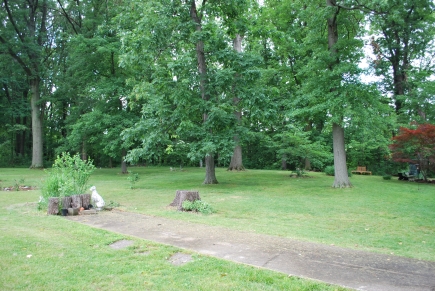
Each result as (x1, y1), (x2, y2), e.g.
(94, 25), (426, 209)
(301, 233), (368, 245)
(389, 124), (435, 181)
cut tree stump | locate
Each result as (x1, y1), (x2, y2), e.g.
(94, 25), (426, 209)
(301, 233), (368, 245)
(71, 195), (82, 208)
(61, 196), (72, 209)
(80, 194), (91, 209)
(169, 190), (200, 211)
(47, 197), (59, 215)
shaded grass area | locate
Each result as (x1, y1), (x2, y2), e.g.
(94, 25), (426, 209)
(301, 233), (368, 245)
(1, 166), (434, 262)
(0, 203), (346, 290)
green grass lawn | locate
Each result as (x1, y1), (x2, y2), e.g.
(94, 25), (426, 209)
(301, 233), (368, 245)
(0, 167), (351, 291)
(0, 167), (434, 290)
(1, 167), (434, 262)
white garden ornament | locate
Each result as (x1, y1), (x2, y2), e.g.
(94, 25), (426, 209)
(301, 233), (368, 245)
(90, 186), (105, 210)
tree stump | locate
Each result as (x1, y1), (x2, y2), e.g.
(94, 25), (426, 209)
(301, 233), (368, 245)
(71, 195), (82, 208)
(47, 197), (59, 215)
(80, 194), (91, 209)
(61, 196), (72, 209)
(169, 190), (200, 211)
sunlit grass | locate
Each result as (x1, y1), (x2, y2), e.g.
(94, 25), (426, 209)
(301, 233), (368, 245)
(0, 206), (347, 291)
(0, 188), (347, 290)
(1, 166), (434, 261)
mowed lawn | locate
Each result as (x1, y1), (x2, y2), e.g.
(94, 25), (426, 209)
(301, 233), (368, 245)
(1, 166), (433, 262)
(0, 167), (356, 291)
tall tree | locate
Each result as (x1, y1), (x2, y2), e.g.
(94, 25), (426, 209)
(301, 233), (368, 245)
(190, 0), (218, 183)
(1, 0), (50, 168)
(119, 0), (265, 183)
(227, 34), (245, 171)
(368, 0), (435, 120)
(326, 0), (352, 187)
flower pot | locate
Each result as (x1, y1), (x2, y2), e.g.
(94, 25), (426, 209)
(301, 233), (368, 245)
(61, 208), (68, 216)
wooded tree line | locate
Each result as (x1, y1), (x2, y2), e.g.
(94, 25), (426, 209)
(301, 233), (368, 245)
(1, 0), (434, 186)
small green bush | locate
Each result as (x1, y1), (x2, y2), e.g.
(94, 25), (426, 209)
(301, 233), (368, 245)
(291, 168), (306, 177)
(383, 175), (392, 180)
(324, 166), (335, 176)
(127, 171), (140, 189)
(39, 152), (95, 210)
(182, 200), (214, 215)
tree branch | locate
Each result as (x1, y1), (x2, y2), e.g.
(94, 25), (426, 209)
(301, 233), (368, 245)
(3, 0), (26, 43)
(0, 35), (32, 76)
(56, 0), (79, 34)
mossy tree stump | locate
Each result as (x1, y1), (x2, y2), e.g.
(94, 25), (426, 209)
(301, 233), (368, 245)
(169, 190), (200, 211)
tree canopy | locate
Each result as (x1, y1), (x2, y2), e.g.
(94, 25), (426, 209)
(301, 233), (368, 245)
(1, 0), (434, 183)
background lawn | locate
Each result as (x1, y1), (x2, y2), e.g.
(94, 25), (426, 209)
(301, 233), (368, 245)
(1, 166), (434, 263)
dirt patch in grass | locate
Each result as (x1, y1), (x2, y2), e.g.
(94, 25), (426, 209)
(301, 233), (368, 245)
(109, 239), (134, 249)
(168, 252), (193, 266)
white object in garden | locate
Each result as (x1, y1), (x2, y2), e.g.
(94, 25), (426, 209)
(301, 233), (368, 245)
(90, 186), (105, 210)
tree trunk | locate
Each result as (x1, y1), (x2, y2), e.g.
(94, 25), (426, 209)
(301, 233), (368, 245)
(30, 78), (44, 168)
(81, 140), (87, 161)
(332, 123), (352, 188)
(228, 34), (245, 171)
(121, 149), (128, 174)
(203, 154), (218, 184)
(304, 158), (311, 171)
(190, 1), (218, 184)
(304, 121), (313, 170)
(228, 144), (245, 171)
(281, 156), (287, 170)
(327, 2), (351, 188)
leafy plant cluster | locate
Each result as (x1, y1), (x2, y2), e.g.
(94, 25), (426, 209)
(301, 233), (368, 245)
(127, 171), (140, 189)
(182, 200), (214, 215)
(39, 152), (95, 209)
(290, 168), (307, 177)
(324, 166), (335, 176)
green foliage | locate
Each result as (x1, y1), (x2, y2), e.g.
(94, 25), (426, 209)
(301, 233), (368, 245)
(276, 125), (332, 171)
(182, 200), (214, 215)
(127, 171), (140, 189)
(382, 175), (392, 180)
(39, 152), (95, 209)
(324, 165), (335, 176)
(105, 200), (120, 208)
(290, 168), (307, 177)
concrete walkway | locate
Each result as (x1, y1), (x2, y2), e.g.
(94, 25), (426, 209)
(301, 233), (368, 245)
(68, 210), (435, 291)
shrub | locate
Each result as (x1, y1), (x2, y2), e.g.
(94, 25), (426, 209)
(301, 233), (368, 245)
(291, 168), (306, 177)
(383, 175), (392, 180)
(39, 152), (95, 209)
(127, 171), (140, 189)
(182, 200), (214, 215)
(324, 166), (335, 176)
